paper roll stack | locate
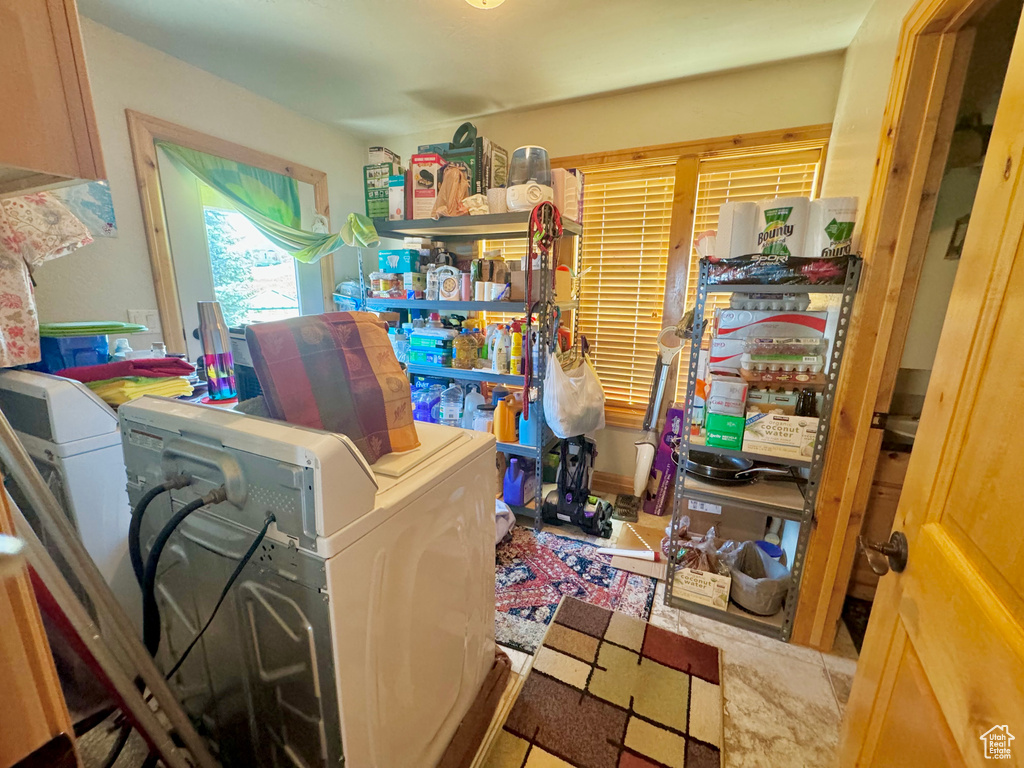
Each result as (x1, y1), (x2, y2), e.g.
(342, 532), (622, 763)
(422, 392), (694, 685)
(716, 201), (758, 259)
(756, 197), (809, 258)
(804, 197), (858, 258)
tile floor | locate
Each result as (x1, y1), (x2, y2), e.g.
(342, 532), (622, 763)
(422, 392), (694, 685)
(500, 511), (860, 768)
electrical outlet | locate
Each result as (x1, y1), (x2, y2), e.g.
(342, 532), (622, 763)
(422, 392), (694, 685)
(127, 309), (161, 332)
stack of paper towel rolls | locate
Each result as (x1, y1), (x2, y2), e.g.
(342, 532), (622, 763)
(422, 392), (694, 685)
(715, 197), (858, 259)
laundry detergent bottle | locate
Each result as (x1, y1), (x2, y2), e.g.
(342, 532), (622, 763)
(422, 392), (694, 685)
(494, 395), (518, 443)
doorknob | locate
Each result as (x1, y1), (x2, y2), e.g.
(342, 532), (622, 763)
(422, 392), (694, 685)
(858, 531), (908, 576)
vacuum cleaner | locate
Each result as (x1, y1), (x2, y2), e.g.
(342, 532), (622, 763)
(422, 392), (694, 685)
(541, 436), (613, 538)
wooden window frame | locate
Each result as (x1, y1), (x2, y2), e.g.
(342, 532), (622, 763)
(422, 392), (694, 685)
(125, 110), (336, 355)
(552, 124), (832, 428)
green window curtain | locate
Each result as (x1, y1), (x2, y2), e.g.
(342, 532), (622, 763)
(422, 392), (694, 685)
(157, 141), (375, 263)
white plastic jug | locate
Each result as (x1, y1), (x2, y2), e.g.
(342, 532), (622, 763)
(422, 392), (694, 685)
(462, 385), (485, 429)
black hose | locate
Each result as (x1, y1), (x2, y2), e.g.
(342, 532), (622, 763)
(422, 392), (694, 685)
(128, 477), (189, 587)
(142, 490), (223, 656)
(164, 514), (276, 680)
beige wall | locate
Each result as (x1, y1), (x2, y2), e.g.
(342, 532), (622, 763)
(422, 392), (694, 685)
(34, 20), (366, 344)
(820, 0), (918, 213)
(382, 55), (846, 477)
(383, 53), (845, 163)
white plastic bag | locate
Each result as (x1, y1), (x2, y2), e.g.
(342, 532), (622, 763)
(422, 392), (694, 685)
(495, 499), (516, 545)
(543, 352), (606, 438)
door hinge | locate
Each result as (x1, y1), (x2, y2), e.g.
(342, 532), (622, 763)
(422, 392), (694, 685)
(871, 412), (888, 430)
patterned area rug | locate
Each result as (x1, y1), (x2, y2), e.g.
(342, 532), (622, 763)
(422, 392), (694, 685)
(485, 596), (723, 767)
(496, 527), (657, 655)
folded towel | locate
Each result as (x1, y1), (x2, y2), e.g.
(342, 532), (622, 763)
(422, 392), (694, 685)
(39, 321), (148, 338)
(57, 357), (195, 383)
(86, 376), (193, 406)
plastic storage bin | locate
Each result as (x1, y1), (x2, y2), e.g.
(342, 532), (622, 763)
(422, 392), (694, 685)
(34, 335), (109, 373)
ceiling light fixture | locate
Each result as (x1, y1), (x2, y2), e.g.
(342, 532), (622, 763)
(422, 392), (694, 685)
(465, 0), (505, 8)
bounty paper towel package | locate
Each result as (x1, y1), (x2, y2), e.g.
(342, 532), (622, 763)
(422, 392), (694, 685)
(757, 197), (809, 258)
(716, 201), (759, 259)
(804, 197), (858, 258)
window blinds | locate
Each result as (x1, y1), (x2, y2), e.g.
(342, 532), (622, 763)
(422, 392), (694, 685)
(676, 146), (825, 399)
(575, 160), (677, 413)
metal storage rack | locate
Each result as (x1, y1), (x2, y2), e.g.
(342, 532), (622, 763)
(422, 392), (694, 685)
(342, 212), (584, 525)
(666, 256), (862, 641)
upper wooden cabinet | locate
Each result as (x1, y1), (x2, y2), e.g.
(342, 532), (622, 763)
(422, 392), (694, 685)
(0, 0), (104, 196)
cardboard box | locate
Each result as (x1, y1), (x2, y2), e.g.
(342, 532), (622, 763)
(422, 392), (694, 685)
(709, 337), (745, 373)
(643, 404), (687, 517)
(705, 412), (744, 449)
(714, 309), (828, 339)
(403, 272), (426, 292)
(422, 137), (509, 194)
(743, 410), (818, 459)
(509, 270), (572, 302)
(706, 374), (748, 416)
(673, 566), (730, 610)
(379, 249), (420, 272)
(364, 162), (400, 218)
(610, 524), (669, 579)
(369, 146), (400, 165)
(410, 154), (445, 219)
(690, 349), (709, 433)
(388, 175), (405, 220)
(683, 496), (769, 542)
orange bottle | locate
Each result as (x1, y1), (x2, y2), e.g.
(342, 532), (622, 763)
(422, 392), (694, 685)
(494, 395), (519, 443)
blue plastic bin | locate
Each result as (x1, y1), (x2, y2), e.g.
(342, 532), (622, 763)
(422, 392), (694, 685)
(34, 335), (109, 373)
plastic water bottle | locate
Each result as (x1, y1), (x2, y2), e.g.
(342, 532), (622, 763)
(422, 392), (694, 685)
(462, 384), (485, 429)
(439, 384), (464, 427)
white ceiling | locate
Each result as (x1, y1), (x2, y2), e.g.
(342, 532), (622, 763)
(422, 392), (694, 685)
(78, 0), (874, 138)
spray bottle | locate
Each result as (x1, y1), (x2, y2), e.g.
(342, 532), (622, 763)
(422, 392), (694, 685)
(509, 320), (523, 375)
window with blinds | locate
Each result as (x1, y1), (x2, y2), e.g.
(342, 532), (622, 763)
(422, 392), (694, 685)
(575, 159), (677, 413)
(676, 145), (826, 399)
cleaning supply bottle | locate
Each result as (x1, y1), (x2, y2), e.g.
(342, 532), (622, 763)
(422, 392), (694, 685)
(519, 399), (542, 447)
(462, 384), (485, 429)
(471, 326), (487, 364)
(439, 384), (463, 427)
(490, 385), (510, 406)
(427, 312), (443, 329)
(492, 326), (510, 374)
(509, 321), (523, 375)
(111, 338), (132, 362)
(494, 395), (518, 442)
(503, 458), (528, 506)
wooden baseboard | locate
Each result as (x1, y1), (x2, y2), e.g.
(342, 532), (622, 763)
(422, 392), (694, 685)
(591, 471), (634, 497)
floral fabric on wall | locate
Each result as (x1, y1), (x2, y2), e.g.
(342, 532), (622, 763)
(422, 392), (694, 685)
(0, 192), (93, 367)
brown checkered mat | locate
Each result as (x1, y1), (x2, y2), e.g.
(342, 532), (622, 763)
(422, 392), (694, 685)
(486, 597), (723, 768)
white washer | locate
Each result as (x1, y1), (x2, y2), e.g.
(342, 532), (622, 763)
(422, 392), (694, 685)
(119, 397), (496, 768)
(0, 370), (138, 624)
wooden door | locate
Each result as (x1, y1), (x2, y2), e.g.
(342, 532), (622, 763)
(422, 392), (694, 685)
(839, 12), (1024, 767)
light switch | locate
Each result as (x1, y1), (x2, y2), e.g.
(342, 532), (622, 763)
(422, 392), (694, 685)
(127, 309), (162, 332)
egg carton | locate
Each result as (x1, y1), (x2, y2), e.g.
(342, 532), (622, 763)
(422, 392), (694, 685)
(728, 293), (811, 311)
(741, 353), (824, 374)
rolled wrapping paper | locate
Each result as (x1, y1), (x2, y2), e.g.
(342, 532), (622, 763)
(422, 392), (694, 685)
(804, 197), (859, 258)
(716, 201), (758, 258)
(757, 197), (809, 258)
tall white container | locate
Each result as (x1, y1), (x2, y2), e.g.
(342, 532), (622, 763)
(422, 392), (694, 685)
(715, 201), (759, 258)
(804, 197), (859, 258)
(756, 197), (809, 258)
